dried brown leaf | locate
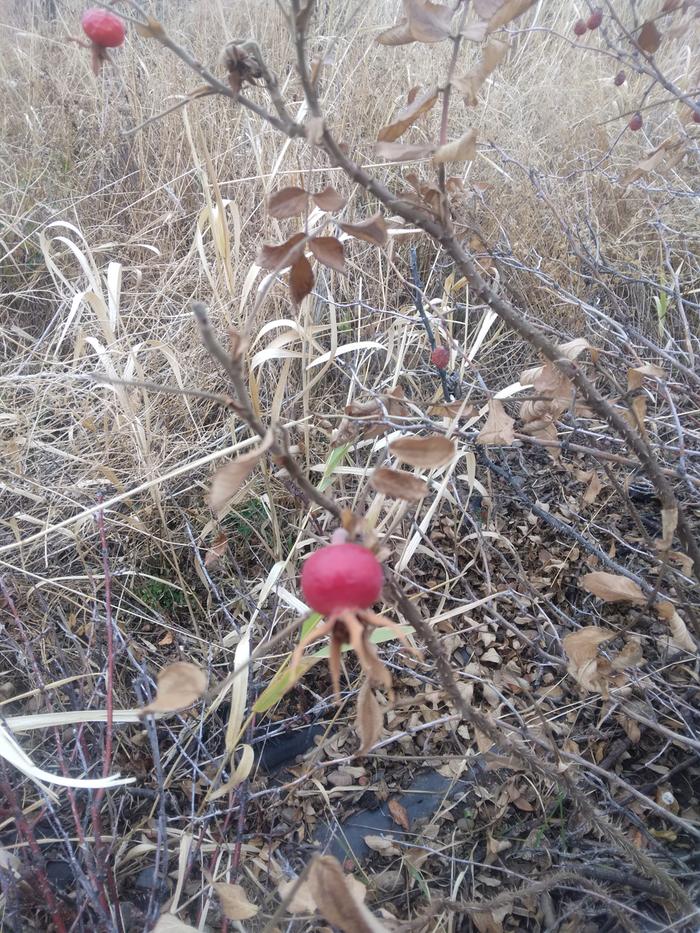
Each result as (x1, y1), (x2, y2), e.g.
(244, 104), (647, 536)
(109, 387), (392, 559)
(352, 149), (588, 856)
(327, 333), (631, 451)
(389, 434), (456, 467)
(376, 19), (415, 45)
(627, 363), (665, 390)
(153, 916), (199, 933)
(388, 798), (411, 831)
(267, 186), (309, 219)
(356, 680), (383, 754)
(659, 507), (678, 551)
(141, 662), (207, 716)
(581, 571), (646, 604)
(207, 432), (274, 517)
(289, 254), (314, 305)
(563, 627), (614, 695)
(486, 0), (536, 32)
(204, 532), (228, 568)
(215, 883), (258, 921)
(432, 128), (478, 164)
(257, 233), (306, 271)
(582, 471), (605, 505)
(461, 20), (489, 41)
(309, 236), (346, 274)
(637, 20), (662, 53)
(656, 601), (696, 652)
(377, 87), (438, 142)
(277, 878), (317, 914)
(476, 399), (515, 445)
(370, 467), (429, 501)
(375, 141), (437, 160)
(558, 337), (591, 360)
(404, 0), (454, 42)
(313, 186), (346, 212)
(339, 212), (388, 246)
(307, 856), (388, 933)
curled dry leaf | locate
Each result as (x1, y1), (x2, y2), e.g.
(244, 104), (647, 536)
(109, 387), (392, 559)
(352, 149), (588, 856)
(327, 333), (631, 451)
(637, 20), (662, 53)
(621, 134), (684, 187)
(215, 883), (258, 921)
(313, 186), (346, 212)
(581, 470), (605, 505)
(338, 212), (388, 246)
(375, 141), (436, 160)
(289, 254), (315, 305)
(432, 128), (478, 164)
(454, 38), (507, 106)
(309, 236), (346, 274)
(404, 0), (454, 42)
(656, 601), (696, 652)
(389, 434), (456, 468)
(267, 186), (309, 219)
(204, 531), (228, 568)
(486, 0), (536, 32)
(207, 431), (274, 517)
(627, 363), (665, 391)
(356, 679), (383, 754)
(388, 797), (411, 831)
(558, 337), (591, 361)
(376, 19), (415, 45)
(581, 571), (645, 604)
(377, 87), (439, 142)
(307, 855), (388, 933)
(370, 467), (429, 502)
(257, 233), (306, 271)
(278, 877), (317, 914)
(153, 915), (199, 933)
(563, 627), (622, 696)
(476, 399), (515, 446)
(141, 662), (207, 716)
(659, 507), (678, 551)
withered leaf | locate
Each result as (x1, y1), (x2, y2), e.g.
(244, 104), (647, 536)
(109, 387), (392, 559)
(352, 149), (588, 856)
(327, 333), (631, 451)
(309, 236), (346, 274)
(461, 20), (489, 41)
(582, 471), (604, 505)
(404, 0), (454, 42)
(370, 467), (429, 502)
(289, 254), (315, 304)
(277, 877), (317, 914)
(659, 506), (678, 551)
(215, 883), (258, 921)
(558, 337), (591, 360)
(204, 532), (228, 568)
(377, 86), (439, 142)
(313, 186), (346, 212)
(307, 856), (388, 933)
(207, 432), (274, 517)
(375, 141), (437, 160)
(134, 16), (166, 39)
(257, 233), (306, 271)
(656, 601), (696, 652)
(563, 627), (615, 695)
(486, 0), (536, 32)
(581, 571), (646, 604)
(356, 680), (383, 754)
(376, 19), (415, 45)
(141, 662), (207, 716)
(388, 797), (411, 831)
(637, 20), (662, 53)
(476, 399), (515, 445)
(432, 128), (478, 164)
(267, 186), (309, 219)
(627, 362), (665, 390)
(339, 212), (388, 246)
(153, 916), (199, 933)
(621, 133), (684, 187)
(389, 434), (456, 467)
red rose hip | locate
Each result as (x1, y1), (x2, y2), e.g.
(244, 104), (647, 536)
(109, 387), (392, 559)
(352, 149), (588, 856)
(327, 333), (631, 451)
(81, 8), (125, 47)
(628, 112), (643, 131)
(301, 543), (384, 616)
(573, 19), (587, 36)
(431, 346), (450, 369)
(587, 8), (603, 29)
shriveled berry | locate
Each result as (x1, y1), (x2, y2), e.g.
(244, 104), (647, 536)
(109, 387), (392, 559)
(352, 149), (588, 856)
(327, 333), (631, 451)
(301, 543), (383, 616)
(573, 19), (587, 36)
(81, 8), (125, 48)
(628, 112), (643, 131)
(692, 107), (700, 124)
(587, 8), (603, 29)
(614, 70), (626, 86)
(431, 346), (450, 369)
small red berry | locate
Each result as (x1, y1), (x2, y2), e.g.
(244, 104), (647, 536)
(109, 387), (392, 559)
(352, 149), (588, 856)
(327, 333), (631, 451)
(573, 19), (587, 36)
(614, 70), (626, 86)
(587, 8), (603, 29)
(81, 8), (125, 48)
(628, 112), (643, 131)
(431, 346), (450, 369)
(692, 107), (700, 124)
(301, 543), (384, 616)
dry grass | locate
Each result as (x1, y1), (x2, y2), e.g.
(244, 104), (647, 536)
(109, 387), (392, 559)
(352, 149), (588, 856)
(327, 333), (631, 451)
(1, 1), (699, 930)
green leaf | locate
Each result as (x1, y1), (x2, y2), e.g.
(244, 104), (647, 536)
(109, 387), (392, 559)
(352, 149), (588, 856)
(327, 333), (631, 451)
(312, 625), (414, 658)
(253, 656), (318, 713)
(319, 444), (350, 491)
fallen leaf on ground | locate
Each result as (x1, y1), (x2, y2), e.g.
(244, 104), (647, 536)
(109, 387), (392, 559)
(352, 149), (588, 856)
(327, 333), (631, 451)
(141, 662), (207, 715)
(581, 571), (646, 604)
(215, 883), (258, 920)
